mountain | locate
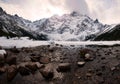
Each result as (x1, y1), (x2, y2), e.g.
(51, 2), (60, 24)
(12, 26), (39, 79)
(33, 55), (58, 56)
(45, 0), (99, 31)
(0, 7), (48, 40)
(94, 24), (120, 41)
(0, 7), (113, 41)
(28, 11), (110, 41)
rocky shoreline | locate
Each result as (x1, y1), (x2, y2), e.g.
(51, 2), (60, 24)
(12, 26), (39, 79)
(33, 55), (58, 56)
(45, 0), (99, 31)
(0, 45), (120, 84)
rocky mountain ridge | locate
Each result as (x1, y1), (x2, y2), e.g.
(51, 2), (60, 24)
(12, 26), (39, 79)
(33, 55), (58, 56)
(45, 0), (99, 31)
(0, 7), (118, 41)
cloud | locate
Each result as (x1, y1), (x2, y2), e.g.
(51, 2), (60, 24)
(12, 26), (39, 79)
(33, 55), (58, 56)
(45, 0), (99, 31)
(65, 0), (89, 15)
(0, 0), (70, 21)
(85, 0), (120, 24)
(0, 0), (89, 21)
(0, 0), (120, 24)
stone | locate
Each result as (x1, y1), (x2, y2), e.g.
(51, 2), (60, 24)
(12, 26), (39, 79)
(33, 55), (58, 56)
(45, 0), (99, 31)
(30, 56), (40, 62)
(39, 64), (54, 80)
(77, 61), (85, 67)
(86, 73), (92, 77)
(10, 47), (20, 53)
(85, 53), (94, 61)
(18, 66), (30, 76)
(40, 69), (54, 80)
(7, 65), (18, 81)
(57, 63), (71, 72)
(0, 54), (5, 67)
(6, 56), (16, 65)
(25, 62), (38, 73)
(40, 57), (50, 64)
(0, 66), (6, 74)
(111, 67), (116, 71)
(96, 71), (102, 76)
(0, 50), (6, 55)
(35, 62), (44, 69)
(80, 49), (95, 61)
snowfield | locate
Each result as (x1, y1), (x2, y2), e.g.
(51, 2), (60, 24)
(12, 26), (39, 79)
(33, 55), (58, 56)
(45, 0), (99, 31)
(0, 37), (120, 48)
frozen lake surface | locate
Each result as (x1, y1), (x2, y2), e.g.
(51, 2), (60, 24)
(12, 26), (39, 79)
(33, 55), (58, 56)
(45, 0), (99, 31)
(0, 37), (120, 48)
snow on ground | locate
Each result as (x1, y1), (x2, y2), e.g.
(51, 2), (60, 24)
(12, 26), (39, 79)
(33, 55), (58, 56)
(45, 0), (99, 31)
(0, 37), (120, 48)
(0, 37), (49, 48)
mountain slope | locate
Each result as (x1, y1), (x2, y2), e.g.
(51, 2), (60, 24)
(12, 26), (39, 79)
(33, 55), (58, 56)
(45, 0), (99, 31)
(0, 7), (113, 41)
(94, 24), (120, 41)
(0, 7), (48, 40)
(29, 12), (109, 41)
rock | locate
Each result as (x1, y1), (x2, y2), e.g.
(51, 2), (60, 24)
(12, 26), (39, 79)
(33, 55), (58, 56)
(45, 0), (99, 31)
(39, 64), (54, 80)
(10, 46), (20, 53)
(111, 67), (116, 71)
(49, 48), (54, 52)
(30, 56), (40, 62)
(35, 62), (44, 69)
(0, 66), (6, 74)
(7, 65), (18, 81)
(30, 53), (36, 56)
(96, 71), (102, 76)
(6, 56), (16, 65)
(25, 62), (38, 73)
(77, 61), (85, 67)
(40, 69), (54, 80)
(40, 57), (50, 64)
(18, 66), (30, 76)
(0, 54), (5, 67)
(80, 49), (95, 61)
(85, 53), (94, 61)
(86, 73), (92, 77)
(57, 63), (71, 72)
(0, 50), (6, 55)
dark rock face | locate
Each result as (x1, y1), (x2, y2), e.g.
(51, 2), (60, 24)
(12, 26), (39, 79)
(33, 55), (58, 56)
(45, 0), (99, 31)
(94, 24), (120, 41)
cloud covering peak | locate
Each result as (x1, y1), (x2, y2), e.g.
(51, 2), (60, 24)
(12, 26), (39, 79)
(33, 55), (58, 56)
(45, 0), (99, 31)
(0, 0), (120, 24)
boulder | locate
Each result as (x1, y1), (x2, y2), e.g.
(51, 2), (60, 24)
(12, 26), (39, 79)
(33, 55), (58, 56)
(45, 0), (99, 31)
(25, 62), (38, 73)
(40, 57), (50, 64)
(57, 63), (71, 72)
(0, 54), (5, 67)
(0, 66), (6, 74)
(30, 56), (40, 62)
(6, 56), (16, 65)
(7, 65), (18, 81)
(39, 64), (54, 80)
(18, 66), (30, 76)
(40, 69), (54, 80)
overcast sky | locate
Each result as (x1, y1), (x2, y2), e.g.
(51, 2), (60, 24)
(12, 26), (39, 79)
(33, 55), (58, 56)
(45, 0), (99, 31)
(0, 0), (120, 24)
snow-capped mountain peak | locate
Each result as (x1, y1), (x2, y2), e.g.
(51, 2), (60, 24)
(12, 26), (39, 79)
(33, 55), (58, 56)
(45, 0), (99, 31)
(28, 11), (107, 41)
(0, 7), (113, 41)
